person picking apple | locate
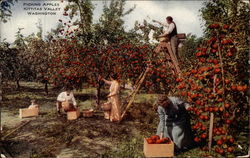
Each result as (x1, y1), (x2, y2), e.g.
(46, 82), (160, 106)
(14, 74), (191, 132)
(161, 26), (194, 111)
(99, 73), (121, 122)
(156, 95), (193, 152)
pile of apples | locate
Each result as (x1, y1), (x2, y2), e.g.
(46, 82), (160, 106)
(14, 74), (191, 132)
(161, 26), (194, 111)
(146, 135), (171, 144)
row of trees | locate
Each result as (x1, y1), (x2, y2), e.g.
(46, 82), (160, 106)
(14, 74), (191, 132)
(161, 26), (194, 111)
(1, 0), (136, 91)
(0, 0), (176, 96)
(0, 0), (17, 22)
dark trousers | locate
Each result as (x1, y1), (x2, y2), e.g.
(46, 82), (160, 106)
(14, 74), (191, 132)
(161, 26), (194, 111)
(170, 35), (179, 59)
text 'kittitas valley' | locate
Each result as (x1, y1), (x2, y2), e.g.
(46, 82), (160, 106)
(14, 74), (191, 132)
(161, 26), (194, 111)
(23, 2), (62, 15)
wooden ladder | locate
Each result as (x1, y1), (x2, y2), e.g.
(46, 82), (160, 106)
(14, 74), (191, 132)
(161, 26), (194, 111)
(120, 68), (149, 120)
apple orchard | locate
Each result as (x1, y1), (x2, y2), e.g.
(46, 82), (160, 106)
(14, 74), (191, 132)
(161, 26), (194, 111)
(1, 0), (248, 157)
(42, 15), (249, 156)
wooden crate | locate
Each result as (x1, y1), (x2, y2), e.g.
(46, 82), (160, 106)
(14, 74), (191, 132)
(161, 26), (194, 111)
(177, 33), (186, 39)
(67, 108), (80, 120)
(19, 108), (39, 118)
(157, 33), (186, 42)
(143, 138), (174, 158)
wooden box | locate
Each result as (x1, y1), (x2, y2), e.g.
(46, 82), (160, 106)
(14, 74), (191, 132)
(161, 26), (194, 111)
(67, 108), (80, 120)
(177, 33), (186, 39)
(143, 138), (174, 158)
(19, 108), (39, 118)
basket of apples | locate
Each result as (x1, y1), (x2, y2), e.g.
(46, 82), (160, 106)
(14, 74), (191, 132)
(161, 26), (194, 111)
(82, 109), (94, 118)
(144, 135), (174, 157)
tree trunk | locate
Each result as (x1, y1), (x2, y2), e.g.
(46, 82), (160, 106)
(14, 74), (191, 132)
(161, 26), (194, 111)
(95, 81), (102, 109)
(208, 113), (214, 152)
(16, 79), (20, 90)
(45, 82), (48, 95)
(0, 72), (2, 139)
(0, 72), (2, 102)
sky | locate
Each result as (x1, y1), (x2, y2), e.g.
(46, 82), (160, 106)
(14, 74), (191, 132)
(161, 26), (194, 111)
(0, 0), (206, 43)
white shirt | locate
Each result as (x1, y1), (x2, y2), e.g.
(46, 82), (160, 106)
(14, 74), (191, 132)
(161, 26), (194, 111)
(28, 103), (39, 109)
(168, 96), (190, 110)
(161, 22), (175, 35)
(57, 91), (77, 106)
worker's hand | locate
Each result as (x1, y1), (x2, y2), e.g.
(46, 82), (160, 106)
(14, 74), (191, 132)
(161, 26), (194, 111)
(184, 103), (191, 110)
(160, 132), (163, 139)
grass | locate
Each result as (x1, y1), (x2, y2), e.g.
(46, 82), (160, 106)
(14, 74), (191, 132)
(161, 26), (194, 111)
(78, 100), (96, 110)
(134, 93), (159, 104)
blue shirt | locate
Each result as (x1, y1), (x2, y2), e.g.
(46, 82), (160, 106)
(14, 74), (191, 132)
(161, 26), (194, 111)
(158, 97), (189, 132)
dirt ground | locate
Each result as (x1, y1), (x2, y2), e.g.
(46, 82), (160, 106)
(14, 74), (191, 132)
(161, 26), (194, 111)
(1, 82), (157, 158)
(2, 82), (248, 158)
(2, 112), (153, 158)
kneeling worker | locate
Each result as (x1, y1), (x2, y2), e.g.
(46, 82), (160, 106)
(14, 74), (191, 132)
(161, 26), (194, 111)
(56, 85), (77, 114)
(28, 99), (39, 109)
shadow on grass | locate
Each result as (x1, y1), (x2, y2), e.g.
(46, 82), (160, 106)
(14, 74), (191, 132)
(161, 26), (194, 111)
(2, 140), (31, 157)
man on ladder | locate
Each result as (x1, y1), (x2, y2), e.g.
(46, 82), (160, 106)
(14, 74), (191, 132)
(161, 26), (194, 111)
(153, 16), (181, 75)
